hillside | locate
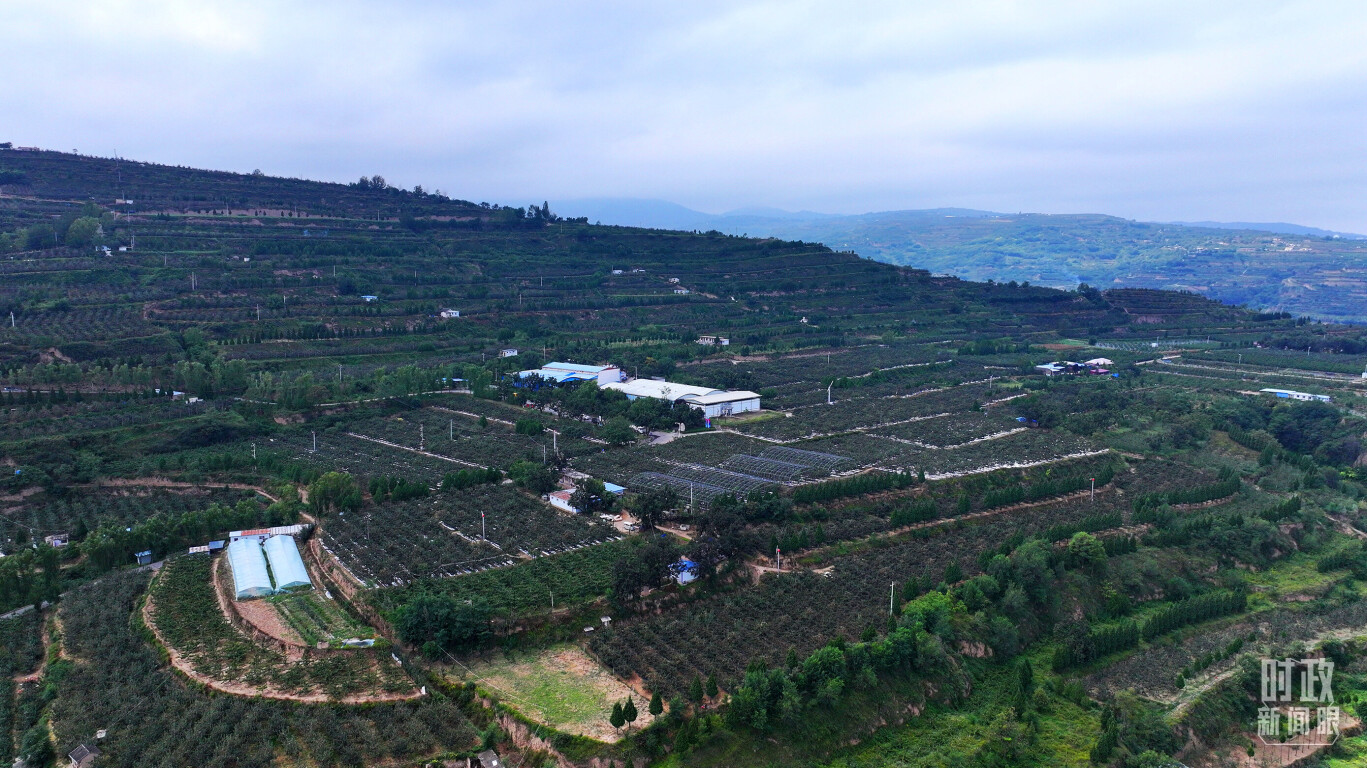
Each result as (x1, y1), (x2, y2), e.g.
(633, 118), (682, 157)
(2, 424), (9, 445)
(557, 200), (1367, 323)
(6, 150), (1367, 768)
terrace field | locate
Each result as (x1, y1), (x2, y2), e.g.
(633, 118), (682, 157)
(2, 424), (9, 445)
(6, 151), (1367, 768)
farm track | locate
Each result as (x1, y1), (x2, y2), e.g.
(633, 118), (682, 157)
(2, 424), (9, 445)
(912, 448), (1112, 481)
(89, 477), (281, 502)
(867, 426), (1028, 450)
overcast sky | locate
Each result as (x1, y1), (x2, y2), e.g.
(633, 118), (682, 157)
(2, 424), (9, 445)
(4, 1), (1366, 230)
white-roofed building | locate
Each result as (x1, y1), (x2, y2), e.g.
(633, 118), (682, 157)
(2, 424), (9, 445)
(227, 539), (275, 599)
(1258, 388), (1331, 403)
(603, 379), (718, 401)
(685, 390), (762, 418)
(263, 535), (312, 592)
(603, 379), (761, 418)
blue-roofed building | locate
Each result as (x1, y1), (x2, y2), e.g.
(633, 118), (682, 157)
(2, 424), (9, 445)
(227, 539), (275, 599)
(672, 558), (699, 585)
(516, 361), (623, 386)
(603, 482), (625, 495)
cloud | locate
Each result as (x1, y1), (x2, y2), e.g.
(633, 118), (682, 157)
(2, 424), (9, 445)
(2, 0), (1365, 229)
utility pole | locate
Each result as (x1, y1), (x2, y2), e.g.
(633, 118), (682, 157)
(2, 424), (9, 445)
(191, 273), (196, 291)
(256, 305), (260, 321)
(481, 511), (486, 541)
(890, 582), (896, 616)
(827, 382), (833, 405)
(775, 547), (781, 571)
(553, 431), (557, 453)
(449, 419), (453, 440)
(1090, 477), (1095, 503)
(8, 311), (13, 328)
(311, 431), (317, 452)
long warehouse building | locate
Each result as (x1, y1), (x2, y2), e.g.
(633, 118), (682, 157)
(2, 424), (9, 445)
(603, 379), (761, 418)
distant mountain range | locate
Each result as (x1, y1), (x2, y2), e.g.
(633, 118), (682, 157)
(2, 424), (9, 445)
(555, 198), (1367, 323)
(558, 198), (1366, 240)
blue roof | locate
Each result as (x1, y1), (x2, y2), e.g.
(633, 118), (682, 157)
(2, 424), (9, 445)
(135, 550), (151, 557)
(604, 482), (625, 494)
(518, 368), (599, 383)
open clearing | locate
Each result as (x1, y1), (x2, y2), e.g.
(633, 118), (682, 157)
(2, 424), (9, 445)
(453, 644), (654, 742)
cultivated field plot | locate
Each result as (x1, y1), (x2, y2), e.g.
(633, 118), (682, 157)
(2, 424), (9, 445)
(271, 431), (464, 482)
(453, 644), (651, 742)
(699, 343), (951, 389)
(867, 410), (1025, 448)
(719, 453), (814, 481)
(374, 537), (637, 619)
(627, 443), (852, 509)
(346, 407), (600, 470)
(793, 427), (1099, 478)
(570, 451), (671, 487)
(321, 485), (616, 586)
(736, 384), (992, 441)
(650, 431), (785, 465)
(1, 486), (264, 541)
(0, 399), (213, 442)
(873, 428), (1099, 477)
(268, 592), (377, 647)
(590, 484), (1140, 698)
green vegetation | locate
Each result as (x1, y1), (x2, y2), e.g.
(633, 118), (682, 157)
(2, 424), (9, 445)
(51, 568), (479, 767)
(269, 591), (376, 647)
(149, 556), (411, 697)
(6, 151), (1367, 766)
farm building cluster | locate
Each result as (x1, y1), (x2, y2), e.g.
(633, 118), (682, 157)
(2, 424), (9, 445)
(517, 361), (625, 386)
(1034, 358), (1113, 376)
(516, 361), (762, 418)
(224, 525), (314, 600)
(603, 378), (761, 418)
(1258, 388), (1332, 403)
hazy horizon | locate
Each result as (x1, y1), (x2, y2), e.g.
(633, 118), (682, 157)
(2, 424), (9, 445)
(4, 1), (1365, 231)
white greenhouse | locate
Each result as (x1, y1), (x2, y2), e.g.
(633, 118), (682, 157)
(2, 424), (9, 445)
(226, 539), (275, 599)
(263, 535), (313, 592)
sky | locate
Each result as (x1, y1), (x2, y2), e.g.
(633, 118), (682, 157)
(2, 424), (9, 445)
(3, 1), (1367, 231)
